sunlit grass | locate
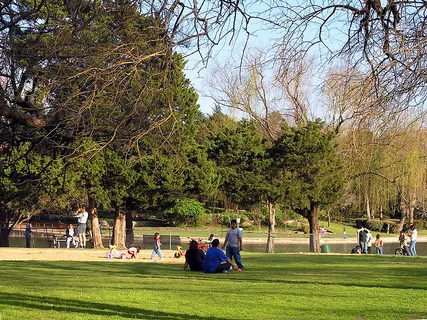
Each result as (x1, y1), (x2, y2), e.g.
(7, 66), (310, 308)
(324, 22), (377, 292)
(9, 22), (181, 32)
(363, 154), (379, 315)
(0, 253), (426, 319)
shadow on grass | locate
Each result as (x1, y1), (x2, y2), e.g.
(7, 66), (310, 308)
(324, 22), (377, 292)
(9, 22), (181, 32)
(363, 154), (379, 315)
(0, 292), (222, 320)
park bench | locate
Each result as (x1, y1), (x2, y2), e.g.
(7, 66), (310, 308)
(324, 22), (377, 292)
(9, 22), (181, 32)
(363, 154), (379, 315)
(46, 234), (66, 248)
(46, 233), (92, 248)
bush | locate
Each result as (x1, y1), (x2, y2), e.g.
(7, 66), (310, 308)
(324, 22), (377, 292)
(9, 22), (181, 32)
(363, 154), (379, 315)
(165, 199), (205, 226)
(389, 223), (399, 234)
(412, 220), (425, 231)
(221, 212), (250, 227)
(366, 220), (384, 232)
(354, 219), (368, 228)
(302, 224), (310, 234)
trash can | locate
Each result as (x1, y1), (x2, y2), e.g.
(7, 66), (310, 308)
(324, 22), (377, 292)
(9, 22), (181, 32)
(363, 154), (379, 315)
(320, 244), (330, 253)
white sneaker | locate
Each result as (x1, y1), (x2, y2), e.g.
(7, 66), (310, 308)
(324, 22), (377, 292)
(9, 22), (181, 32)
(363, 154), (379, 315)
(223, 266), (233, 273)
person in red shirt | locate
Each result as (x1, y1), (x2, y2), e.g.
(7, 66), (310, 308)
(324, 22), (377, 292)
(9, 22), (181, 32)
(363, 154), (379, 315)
(128, 246), (141, 259)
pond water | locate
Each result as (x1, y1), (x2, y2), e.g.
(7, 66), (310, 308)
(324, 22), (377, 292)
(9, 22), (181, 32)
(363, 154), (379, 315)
(7, 236), (427, 255)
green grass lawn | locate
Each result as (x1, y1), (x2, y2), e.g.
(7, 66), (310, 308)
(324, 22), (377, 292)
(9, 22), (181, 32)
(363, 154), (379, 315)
(0, 254), (426, 320)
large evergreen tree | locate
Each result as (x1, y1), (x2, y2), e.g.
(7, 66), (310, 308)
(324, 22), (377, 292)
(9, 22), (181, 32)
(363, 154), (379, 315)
(270, 120), (345, 252)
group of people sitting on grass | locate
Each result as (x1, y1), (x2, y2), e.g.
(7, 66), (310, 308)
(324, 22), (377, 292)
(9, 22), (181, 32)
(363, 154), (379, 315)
(104, 220), (244, 273)
(184, 220), (244, 273)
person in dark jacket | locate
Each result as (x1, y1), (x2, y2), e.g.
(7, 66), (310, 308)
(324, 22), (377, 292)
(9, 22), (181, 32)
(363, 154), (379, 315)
(184, 240), (205, 271)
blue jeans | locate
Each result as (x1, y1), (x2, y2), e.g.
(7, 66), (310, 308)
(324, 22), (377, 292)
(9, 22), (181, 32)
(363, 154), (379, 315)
(410, 240), (417, 256)
(376, 247), (383, 254)
(226, 246), (244, 270)
(151, 249), (163, 259)
(25, 235), (31, 248)
(359, 241), (367, 254)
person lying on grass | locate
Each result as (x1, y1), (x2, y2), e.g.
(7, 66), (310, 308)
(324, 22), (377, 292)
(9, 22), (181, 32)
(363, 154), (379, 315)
(203, 239), (241, 273)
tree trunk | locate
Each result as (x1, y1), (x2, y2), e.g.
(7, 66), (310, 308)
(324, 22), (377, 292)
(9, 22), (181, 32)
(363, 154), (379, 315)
(125, 210), (134, 247)
(308, 204), (320, 253)
(0, 226), (9, 247)
(397, 216), (405, 232)
(398, 193), (407, 231)
(0, 205), (10, 247)
(266, 200), (276, 253)
(366, 194), (371, 220)
(89, 197), (104, 248)
(409, 193), (415, 225)
(327, 209), (331, 228)
(409, 206), (414, 226)
(112, 205), (126, 249)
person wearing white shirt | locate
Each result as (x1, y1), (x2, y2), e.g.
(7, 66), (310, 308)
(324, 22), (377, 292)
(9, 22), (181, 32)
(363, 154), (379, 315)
(74, 208), (89, 248)
(409, 224), (418, 256)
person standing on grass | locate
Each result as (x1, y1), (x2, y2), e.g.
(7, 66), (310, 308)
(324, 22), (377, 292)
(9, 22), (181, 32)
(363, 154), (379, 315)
(25, 221), (32, 248)
(366, 230), (373, 254)
(222, 219), (244, 270)
(375, 234), (384, 254)
(151, 232), (163, 259)
(74, 208), (88, 248)
(409, 224), (417, 256)
(204, 239), (240, 273)
(357, 226), (369, 254)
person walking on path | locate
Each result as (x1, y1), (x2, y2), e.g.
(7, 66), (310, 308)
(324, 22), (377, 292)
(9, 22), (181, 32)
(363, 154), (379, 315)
(375, 234), (384, 254)
(204, 239), (240, 273)
(151, 232), (163, 260)
(222, 219), (244, 270)
(25, 221), (32, 248)
(409, 224), (418, 256)
(74, 208), (88, 248)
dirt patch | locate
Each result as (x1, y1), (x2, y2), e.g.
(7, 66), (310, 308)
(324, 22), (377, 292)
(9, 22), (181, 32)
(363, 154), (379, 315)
(0, 247), (184, 264)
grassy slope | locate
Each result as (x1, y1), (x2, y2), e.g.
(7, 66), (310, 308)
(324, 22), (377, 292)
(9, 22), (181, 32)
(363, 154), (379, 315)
(0, 254), (426, 320)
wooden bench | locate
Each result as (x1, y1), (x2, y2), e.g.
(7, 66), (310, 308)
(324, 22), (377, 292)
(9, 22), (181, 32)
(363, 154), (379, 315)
(46, 233), (92, 248)
(46, 234), (66, 248)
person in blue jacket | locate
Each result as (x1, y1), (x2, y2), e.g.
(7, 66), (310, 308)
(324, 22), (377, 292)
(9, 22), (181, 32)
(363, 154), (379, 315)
(203, 239), (241, 273)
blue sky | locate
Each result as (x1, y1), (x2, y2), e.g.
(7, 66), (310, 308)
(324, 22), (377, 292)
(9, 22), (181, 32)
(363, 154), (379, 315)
(180, 1), (345, 118)
(182, 10), (279, 115)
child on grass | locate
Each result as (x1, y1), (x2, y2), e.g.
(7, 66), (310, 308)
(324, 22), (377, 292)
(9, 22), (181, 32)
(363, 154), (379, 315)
(375, 234), (384, 254)
(151, 233), (163, 259)
(128, 246), (141, 259)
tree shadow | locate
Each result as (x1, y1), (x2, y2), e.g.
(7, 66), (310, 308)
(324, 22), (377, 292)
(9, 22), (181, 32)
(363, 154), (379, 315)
(0, 292), (223, 320)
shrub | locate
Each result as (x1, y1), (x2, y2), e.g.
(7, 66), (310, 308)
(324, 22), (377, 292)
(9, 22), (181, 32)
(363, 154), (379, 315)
(355, 219), (368, 228)
(366, 220), (383, 232)
(165, 199), (205, 226)
(217, 211), (248, 226)
(411, 220), (424, 231)
(389, 223), (399, 234)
